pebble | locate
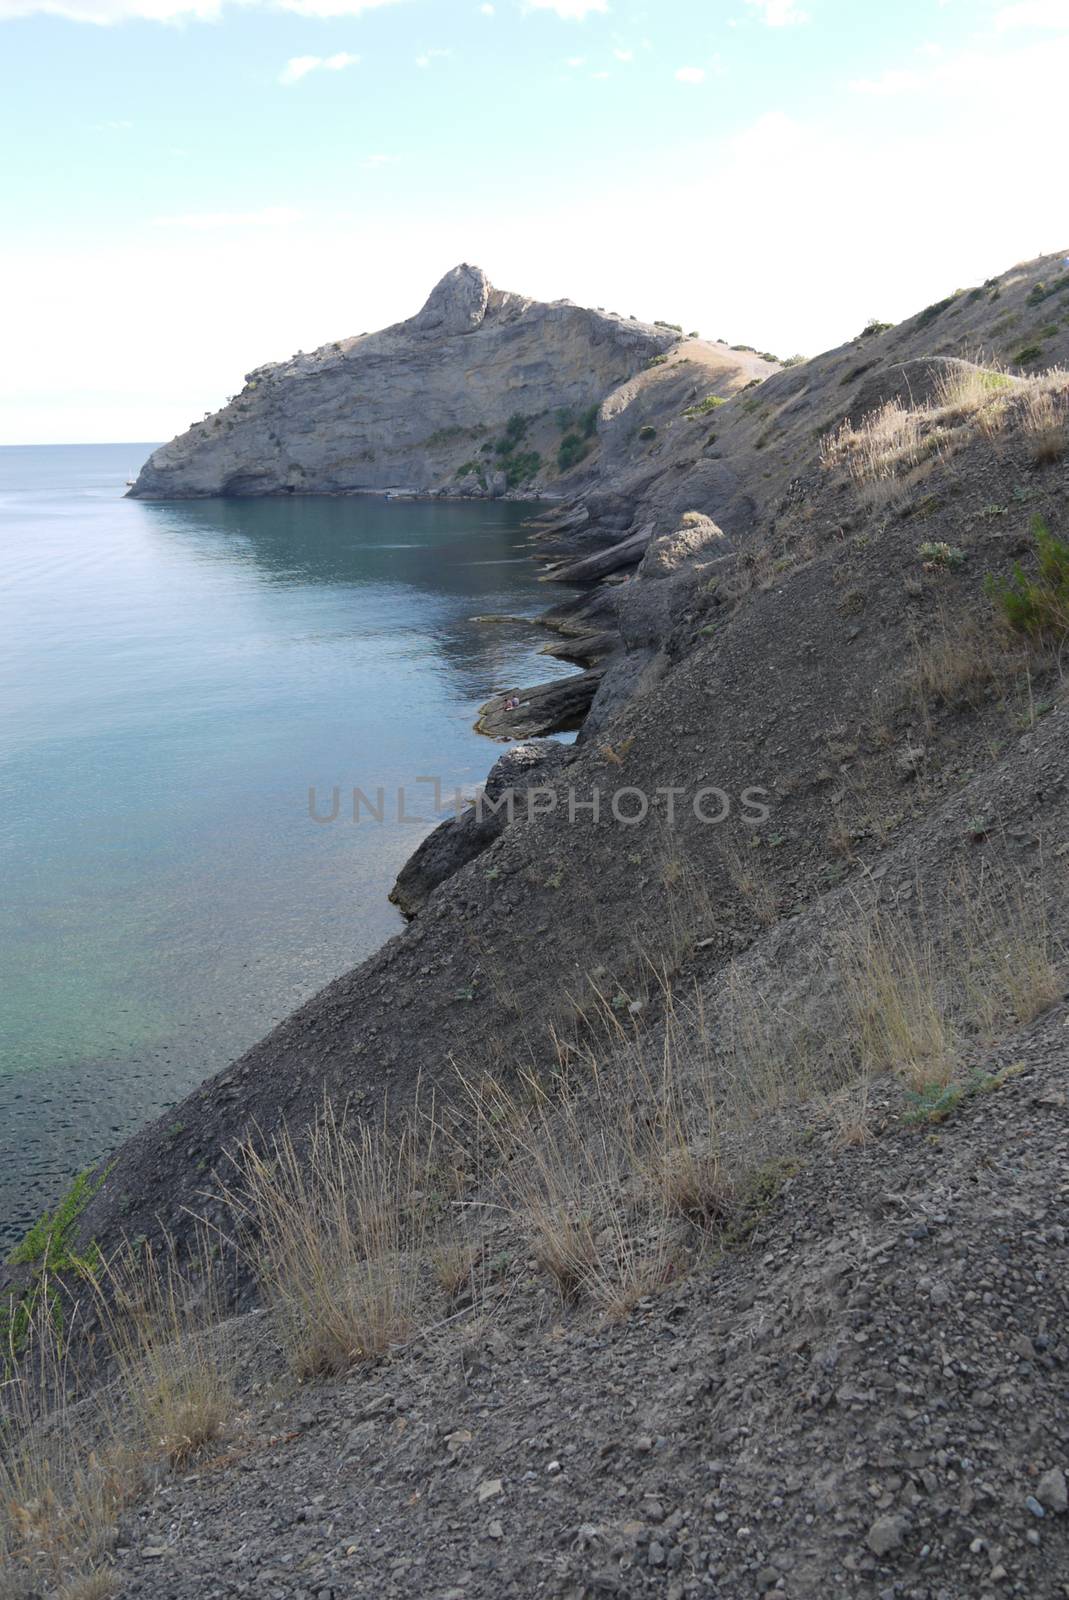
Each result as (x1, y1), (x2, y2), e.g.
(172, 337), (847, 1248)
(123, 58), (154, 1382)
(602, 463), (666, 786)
(1035, 1466), (1067, 1514)
(867, 1515), (907, 1557)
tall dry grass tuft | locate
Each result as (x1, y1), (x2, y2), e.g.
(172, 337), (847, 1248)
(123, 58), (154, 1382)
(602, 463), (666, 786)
(821, 401), (931, 506)
(930, 361), (1015, 425)
(456, 1066), (677, 1318)
(227, 1106), (433, 1377)
(837, 905), (958, 1089)
(955, 868), (1062, 1036)
(0, 1294), (126, 1598)
(95, 1233), (236, 1468)
(1021, 382), (1069, 464)
(904, 610), (1033, 712)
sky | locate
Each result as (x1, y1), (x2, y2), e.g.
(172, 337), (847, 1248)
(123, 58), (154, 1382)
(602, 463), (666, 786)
(1, 0), (1068, 444)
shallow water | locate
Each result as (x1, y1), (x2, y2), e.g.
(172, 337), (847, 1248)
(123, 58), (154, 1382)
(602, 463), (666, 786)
(0, 445), (575, 1246)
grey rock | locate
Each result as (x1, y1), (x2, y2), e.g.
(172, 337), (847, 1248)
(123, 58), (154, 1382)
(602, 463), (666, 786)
(1036, 1466), (1067, 1513)
(867, 1515), (908, 1556)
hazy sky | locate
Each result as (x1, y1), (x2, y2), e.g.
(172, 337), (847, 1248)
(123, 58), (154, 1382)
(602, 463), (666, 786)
(2, 0), (1067, 443)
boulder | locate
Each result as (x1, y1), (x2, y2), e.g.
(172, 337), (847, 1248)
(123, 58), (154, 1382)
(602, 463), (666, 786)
(389, 741), (569, 917)
(475, 670), (604, 740)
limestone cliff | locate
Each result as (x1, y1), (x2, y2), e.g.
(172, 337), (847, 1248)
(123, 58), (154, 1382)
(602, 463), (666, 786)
(127, 264), (676, 500)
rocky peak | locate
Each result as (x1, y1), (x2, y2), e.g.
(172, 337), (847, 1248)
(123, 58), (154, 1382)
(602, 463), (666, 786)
(410, 263), (492, 336)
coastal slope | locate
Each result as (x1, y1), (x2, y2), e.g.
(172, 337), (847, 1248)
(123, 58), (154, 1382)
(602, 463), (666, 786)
(8, 250), (1069, 1600)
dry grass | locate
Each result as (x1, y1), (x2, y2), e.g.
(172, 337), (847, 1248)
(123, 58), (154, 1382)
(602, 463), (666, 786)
(0, 1299), (127, 1598)
(830, 1078), (875, 1148)
(1021, 381), (1069, 464)
(227, 1106), (433, 1378)
(722, 839), (779, 928)
(822, 362), (1069, 500)
(94, 1235), (235, 1468)
(930, 360), (1015, 423)
(904, 609), (1033, 712)
(1, 1231), (239, 1596)
(456, 1067), (677, 1316)
(430, 1238), (479, 1300)
(838, 905), (958, 1090)
(56, 1569), (118, 1600)
(820, 401), (933, 506)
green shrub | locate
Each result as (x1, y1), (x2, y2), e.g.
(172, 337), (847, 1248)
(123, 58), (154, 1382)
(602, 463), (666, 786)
(915, 291), (962, 330)
(638, 425), (656, 441)
(558, 434), (590, 473)
(655, 320), (683, 332)
(985, 515), (1069, 637)
(647, 354), (669, 368)
(683, 394), (727, 419)
(860, 319), (892, 337)
(1012, 344), (1044, 366)
(505, 449), (541, 488)
(918, 541), (967, 571)
(1026, 274), (1069, 304)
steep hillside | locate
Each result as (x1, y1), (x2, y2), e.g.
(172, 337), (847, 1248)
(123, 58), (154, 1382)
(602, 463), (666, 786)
(6, 251), (1069, 1600)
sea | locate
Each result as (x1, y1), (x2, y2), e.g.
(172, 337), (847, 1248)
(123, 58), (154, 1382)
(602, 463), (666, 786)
(0, 443), (575, 1248)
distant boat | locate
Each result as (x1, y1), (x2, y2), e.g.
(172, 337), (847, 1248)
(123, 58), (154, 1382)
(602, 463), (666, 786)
(125, 468), (137, 487)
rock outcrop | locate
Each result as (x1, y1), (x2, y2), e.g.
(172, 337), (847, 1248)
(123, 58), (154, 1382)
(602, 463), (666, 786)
(127, 265), (676, 500)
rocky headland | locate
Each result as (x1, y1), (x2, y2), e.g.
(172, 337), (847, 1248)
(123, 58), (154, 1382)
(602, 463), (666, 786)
(127, 264), (709, 501)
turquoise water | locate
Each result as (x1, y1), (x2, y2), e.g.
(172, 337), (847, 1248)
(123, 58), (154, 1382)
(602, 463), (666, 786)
(0, 445), (574, 1246)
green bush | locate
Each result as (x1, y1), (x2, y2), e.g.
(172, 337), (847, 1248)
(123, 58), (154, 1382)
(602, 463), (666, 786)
(915, 291), (962, 331)
(638, 425), (657, 441)
(683, 394), (727, 419)
(985, 515), (1069, 637)
(505, 449), (541, 488)
(1012, 344), (1044, 366)
(859, 319), (892, 337)
(558, 433), (590, 473)
(918, 541), (967, 571)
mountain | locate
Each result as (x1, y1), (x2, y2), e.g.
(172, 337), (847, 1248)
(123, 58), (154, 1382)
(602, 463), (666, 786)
(127, 264), (694, 500)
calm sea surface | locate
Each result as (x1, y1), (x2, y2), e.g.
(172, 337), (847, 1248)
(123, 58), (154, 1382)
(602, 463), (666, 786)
(0, 444), (574, 1247)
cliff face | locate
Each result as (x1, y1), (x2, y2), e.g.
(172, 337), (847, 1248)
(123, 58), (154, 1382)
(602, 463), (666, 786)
(128, 264), (676, 500)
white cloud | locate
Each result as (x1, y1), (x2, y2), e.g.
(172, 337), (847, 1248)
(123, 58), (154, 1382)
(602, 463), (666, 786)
(152, 206), (301, 228)
(524, 0), (608, 19)
(360, 152), (396, 169)
(480, 1), (493, 11)
(564, 54), (585, 65)
(995, 0), (1069, 27)
(745, 0), (809, 26)
(280, 53), (319, 82)
(613, 46), (632, 60)
(675, 65), (705, 83)
(280, 50), (358, 82)
(415, 46), (450, 67)
(0, 0), (401, 20)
